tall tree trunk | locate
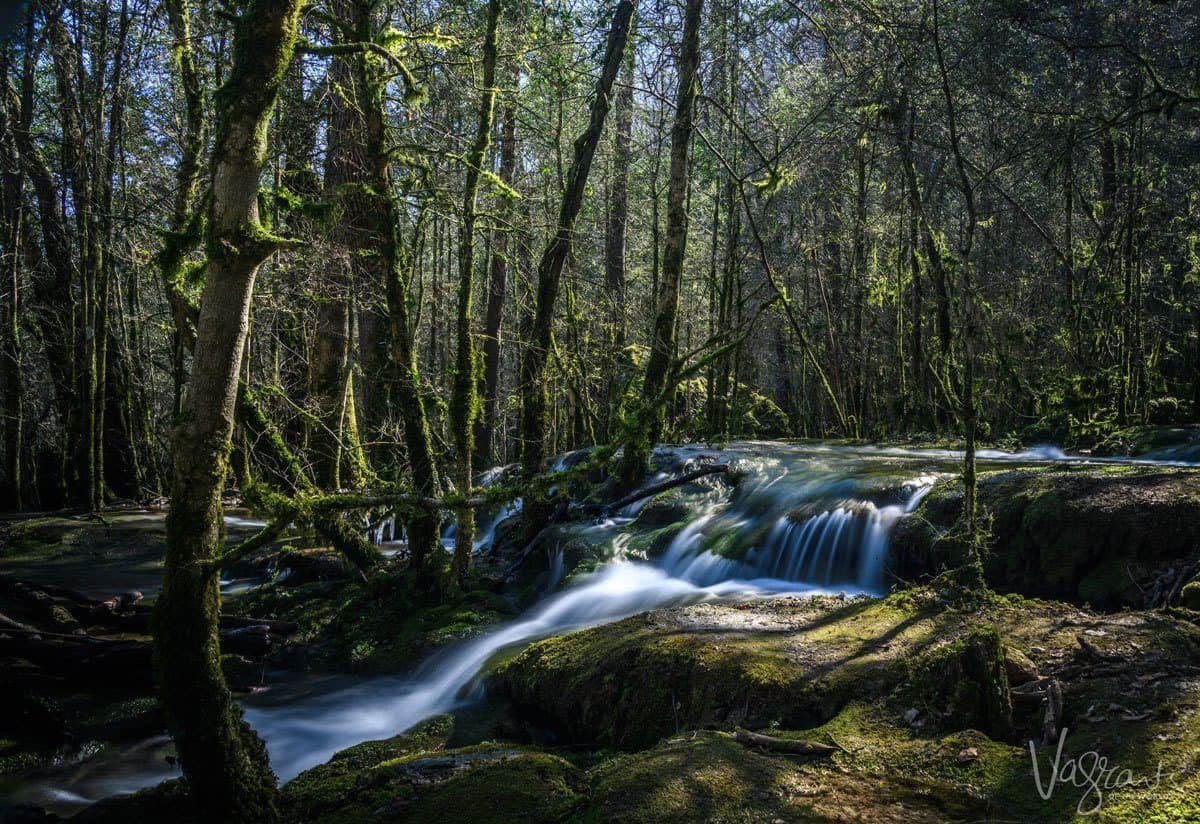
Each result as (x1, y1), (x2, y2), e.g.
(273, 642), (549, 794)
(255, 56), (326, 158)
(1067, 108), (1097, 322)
(46, 8), (98, 507)
(152, 2), (302, 819)
(605, 47), (633, 352)
(0, 56), (20, 509)
(351, 5), (443, 575)
(618, 0), (702, 485)
(11, 12), (76, 504)
(932, 0), (981, 579)
(518, 0), (636, 484)
(450, 0), (501, 585)
(160, 0), (207, 414)
(315, 0), (373, 491)
(477, 103), (517, 471)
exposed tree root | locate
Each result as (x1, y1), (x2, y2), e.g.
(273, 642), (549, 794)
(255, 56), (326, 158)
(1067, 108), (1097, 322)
(732, 727), (841, 756)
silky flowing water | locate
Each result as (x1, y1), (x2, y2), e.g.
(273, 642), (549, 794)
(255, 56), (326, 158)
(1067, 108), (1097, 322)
(8, 440), (1192, 814)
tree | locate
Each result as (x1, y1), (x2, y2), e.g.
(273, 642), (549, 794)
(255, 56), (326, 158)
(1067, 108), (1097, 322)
(518, 0), (636, 486)
(152, 0), (303, 819)
(618, 0), (703, 485)
(450, 0), (502, 585)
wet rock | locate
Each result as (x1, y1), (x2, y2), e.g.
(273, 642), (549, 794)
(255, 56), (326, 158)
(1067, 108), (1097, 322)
(891, 466), (1200, 609)
(492, 594), (937, 749)
(632, 490), (691, 528)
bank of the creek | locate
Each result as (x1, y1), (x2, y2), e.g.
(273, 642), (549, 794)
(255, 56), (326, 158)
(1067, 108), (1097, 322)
(2, 439), (1199, 822)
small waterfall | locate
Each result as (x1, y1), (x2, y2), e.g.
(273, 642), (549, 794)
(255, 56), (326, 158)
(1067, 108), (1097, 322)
(545, 546), (565, 591)
(654, 476), (935, 593)
(245, 450), (940, 781)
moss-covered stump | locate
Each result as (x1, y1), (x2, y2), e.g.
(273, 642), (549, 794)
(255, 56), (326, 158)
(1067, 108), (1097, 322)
(891, 466), (1200, 608)
(903, 625), (1013, 739)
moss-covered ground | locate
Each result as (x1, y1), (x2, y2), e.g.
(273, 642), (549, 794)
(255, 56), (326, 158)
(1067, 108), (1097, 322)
(157, 588), (1199, 823)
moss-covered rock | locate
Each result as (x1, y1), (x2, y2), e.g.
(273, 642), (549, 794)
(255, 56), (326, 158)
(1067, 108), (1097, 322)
(891, 466), (1200, 608)
(582, 728), (991, 823)
(492, 593), (944, 749)
(631, 490), (691, 528)
(282, 716), (454, 822)
(241, 572), (511, 673)
(1182, 580), (1200, 610)
(68, 779), (199, 824)
(493, 589), (1200, 751)
(247, 590), (1200, 823)
(1093, 425), (1200, 459)
(397, 751), (583, 823)
(281, 712), (582, 824)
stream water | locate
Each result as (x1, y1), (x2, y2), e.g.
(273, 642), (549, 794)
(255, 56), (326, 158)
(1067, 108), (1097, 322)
(6, 440), (1194, 814)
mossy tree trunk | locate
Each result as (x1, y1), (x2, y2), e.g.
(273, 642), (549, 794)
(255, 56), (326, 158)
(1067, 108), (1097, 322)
(932, 0), (982, 581)
(603, 44), (634, 441)
(518, 0), (636, 492)
(314, 0), (374, 492)
(12, 11), (76, 504)
(0, 61), (21, 510)
(349, 1), (444, 575)
(450, 0), (502, 586)
(617, 0), (702, 486)
(153, 1), (303, 820)
(476, 102), (517, 471)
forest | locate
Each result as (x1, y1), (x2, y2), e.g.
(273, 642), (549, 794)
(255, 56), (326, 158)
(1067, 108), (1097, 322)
(0, 0), (1199, 820)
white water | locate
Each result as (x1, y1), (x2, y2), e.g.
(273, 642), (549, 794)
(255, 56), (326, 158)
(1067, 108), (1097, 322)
(243, 444), (940, 781)
(245, 560), (848, 780)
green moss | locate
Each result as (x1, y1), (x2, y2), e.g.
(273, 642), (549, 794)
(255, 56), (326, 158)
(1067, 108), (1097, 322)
(892, 466), (1200, 609)
(1093, 425), (1200, 458)
(0, 516), (80, 556)
(1182, 580), (1200, 610)
(901, 625), (1013, 739)
(583, 728), (990, 823)
(282, 716), (454, 822)
(493, 593), (940, 749)
(632, 490), (691, 528)
(398, 751), (583, 823)
(242, 571), (510, 673)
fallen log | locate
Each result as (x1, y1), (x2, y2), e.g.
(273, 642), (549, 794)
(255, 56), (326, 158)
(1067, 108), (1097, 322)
(579, 464), (731, 517)
(0, 577), (82, 632)
(2, 575), (297, 636)
(732, 727), (840, 756)
(1, 622), (280, 681)
(0, 610), (39, 633)
(220, 624), (272, 656)
(0, 629), (154, 687)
